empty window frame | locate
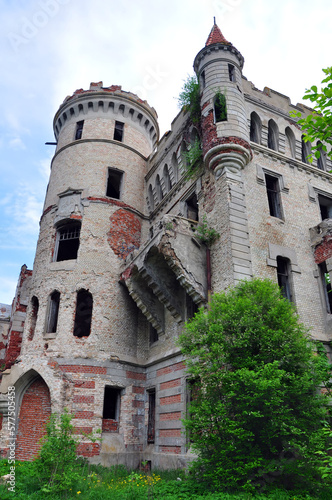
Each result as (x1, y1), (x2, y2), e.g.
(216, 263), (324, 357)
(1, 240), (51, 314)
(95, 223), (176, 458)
(46, 291), (60, 333)
(102, 386), (121, 432)
(265, 174), (282, 219)
(75, 120), (84, 140)
(214, 93), (227, 122)
(319, 262), (332, 313)
(228, 63), (236, 82)
(147, 389), (156, 444)
(277, 257), (292, 301)
(148, 184), (155, 212)
(186, 294), (198, 320)
(317, 142), (327, 170)
(200, 70), (206, 89)
(155, 175), (163, 203)
(113, 121), (124, 142)
(106, 168), (123, 199)
(301, 135), (311, 164)
(149, 324), (159, 345)
(186, 193), (199, 221)
(163, 164), (171, 193)
(250, 112), (262, 144)
(285, 127), (296, 158)
(267, 119), (279, 151)
(55, 222), (81, 262)
(73, 289), (93, 337)
(318, 195), (332, 220)
(28, 296), (39, 341)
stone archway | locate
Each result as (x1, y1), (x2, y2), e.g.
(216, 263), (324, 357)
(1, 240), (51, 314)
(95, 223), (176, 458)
(16, 375), (51, 461)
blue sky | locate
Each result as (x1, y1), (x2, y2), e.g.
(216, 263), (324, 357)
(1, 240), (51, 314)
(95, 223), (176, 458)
(1, 0), (332, 304)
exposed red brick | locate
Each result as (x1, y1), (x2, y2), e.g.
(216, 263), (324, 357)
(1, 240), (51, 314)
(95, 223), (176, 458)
(314, 238), (332, 264)
(132, 400), (144, 408)
(160, 428), (182, 437)
(157, 361), (185, 378)
(160, 394), (181, 405)
(74, 426), (93, 434)
(160, 378), (181, 390)
(73, 395), (94, 404)
(126, 370), (146, 381)
(74, 380), (95, 389)
(60, 365), (107, 374)
(70, 214), (82, 220)
(4, 330), (23, 369)
(132, 386), (145, 394)
(108, 209), (141, 259)
(16, 378), (51, 461)
(159, 412), (181, 421)
(74, 411), (94, 419)
(159, 446), (181, 454)
(76, 442), (100, 457)
(102, 419), (119, 432)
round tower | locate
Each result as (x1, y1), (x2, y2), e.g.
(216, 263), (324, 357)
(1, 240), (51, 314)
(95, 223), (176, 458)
(25, 82), (159, 360)
(194, 22), (252, 175)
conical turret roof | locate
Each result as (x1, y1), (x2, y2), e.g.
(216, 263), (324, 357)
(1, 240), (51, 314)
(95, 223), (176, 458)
(205, 21), (231, 46)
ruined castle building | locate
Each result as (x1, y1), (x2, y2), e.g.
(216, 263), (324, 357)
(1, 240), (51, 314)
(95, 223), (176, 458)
(1, 22), (332, 468)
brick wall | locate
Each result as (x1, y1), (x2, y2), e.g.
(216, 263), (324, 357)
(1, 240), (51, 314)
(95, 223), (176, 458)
(16, 378), (51, 461)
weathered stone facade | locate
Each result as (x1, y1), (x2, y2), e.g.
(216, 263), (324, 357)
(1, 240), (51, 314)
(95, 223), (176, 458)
(1, 23), (332, 469)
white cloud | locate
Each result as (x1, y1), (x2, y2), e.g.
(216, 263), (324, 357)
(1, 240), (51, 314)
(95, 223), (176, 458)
(8, 137), (26, 150)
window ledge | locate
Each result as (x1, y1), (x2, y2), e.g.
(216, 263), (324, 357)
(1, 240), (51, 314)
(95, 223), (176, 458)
(44, 333), (56, 340)
(50, 260), (76, 271)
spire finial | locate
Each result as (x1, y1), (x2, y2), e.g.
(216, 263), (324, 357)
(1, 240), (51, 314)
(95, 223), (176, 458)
(213, 16), (216, 25)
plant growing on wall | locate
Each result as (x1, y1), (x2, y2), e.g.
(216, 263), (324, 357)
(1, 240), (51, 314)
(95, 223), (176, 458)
(182, 137), (203, 179)
(194, 215), (220, 247)
(214, 90), (227, 122)
(178, 74), (201, 126)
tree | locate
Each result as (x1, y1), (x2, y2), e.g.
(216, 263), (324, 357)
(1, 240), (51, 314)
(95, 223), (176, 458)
(179, 279), (330, 492)
(292, 67), (332, 163)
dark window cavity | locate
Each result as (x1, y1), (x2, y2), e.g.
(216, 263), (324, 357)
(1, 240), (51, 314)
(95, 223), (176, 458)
(186, 193), (199, 221)
(214, 93), (227, 122)
(47, 291), (60, 333)
(301, 135), (311, 164)
(163, 164), (171, 193)
(200, 70), (206, 89)
(319, 262), (332, 313)
(102, 386), (121, 432)
(113, 121), (124, 142)
(265, 174), (282, 219)
(148, 184), (154, 212)
(155, 174), (163, 203)
(228, 63), (236, 82)
(73, 289), (93, 337)
(267, 119), (279, 151)
(250, 112), (262, 144)
(149, 324), (159, 345)
(317, 142), (327, 170)
(75, 120), (84, 140)
(285, 127), (296, 158)
(186, 294), (198, 319)
(106, 168), (123, 199)
(28, 296), (39, 340)
(55, 222), (81, 262)
(318, 195), (332, 220)
(147, 389), (156, 444)
(277, 257), (292, 301)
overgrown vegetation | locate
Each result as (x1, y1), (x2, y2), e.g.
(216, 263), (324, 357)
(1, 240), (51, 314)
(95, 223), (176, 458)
(178, 278), (332, 494)
(291, 67), (332, 162)
(178, 74), (201, 125)
(194, 214), (220, 247)
(214, 89), (227, 122)
(182, 137), (203, 179)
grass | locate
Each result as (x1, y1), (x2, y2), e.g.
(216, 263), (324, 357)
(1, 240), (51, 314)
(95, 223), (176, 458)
(0, 459), (331, 499)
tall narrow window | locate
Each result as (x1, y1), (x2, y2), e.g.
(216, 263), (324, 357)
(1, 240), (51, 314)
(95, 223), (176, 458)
(277, 257), (292, 301)
(28, 296), (39, 340)
(113, 121), (124, 142)
(301, 135), (311, 164)
(147, 389), (156, 444)
(250, 112), (262, 144)
(148, 184), (154, 212)
(75, 120), (84, 140)
(102, 386), (121, 432)
(319, 262), (332, 313)
(186, 193), (198, 221)
(46, 291), (60, 333)
(200, 70), (206, 89)
(285, 127), (296, 158)
(73, 289), (93, 337)
(317, 142), (326, 170)
(318, 195), (332, 220)
(228, 63), (236, 82)
(106, 168), (123, 199)
(55, 222), (81, 262)
(155, 175), (163, 203)
(163, 164), (171, 193)
(267, 119), (279, 151)
(214, 93), (227, 122)
(186, 294), (198, 319)
(149, 324), (159, 345)
(265, 174), (282, 219)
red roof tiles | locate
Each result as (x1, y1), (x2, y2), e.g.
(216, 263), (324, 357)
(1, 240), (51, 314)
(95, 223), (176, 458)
(205, 23), (231, 46)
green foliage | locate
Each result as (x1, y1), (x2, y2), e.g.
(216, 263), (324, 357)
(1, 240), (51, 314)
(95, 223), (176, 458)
(178, 278), (331, 492)
(182, 137), (203, 179)
(214, 90), (227, 122)
(291, 67), (332, 162)
(178, 74), (201, 125)
(194, 215), (220, 247)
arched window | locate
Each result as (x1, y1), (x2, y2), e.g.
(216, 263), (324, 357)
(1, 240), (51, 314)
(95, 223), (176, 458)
(268, 119), (279, 151)
(301, 135), (311, 164)
(163, 164), (171, 193)
(214, 93), (227, 122)
(249, 112), (262, 144)
(317, 141), (327, 170)
(54, 221), (81, 262)
(155, 175), (163, 203)
(46, 291), (60, 334)
(74, 289), (93, 337)
(285, 127), (296, 158)
(171, 152), (178, 185)
(28, 296), (39, 341)
(148, 184), (154, 212)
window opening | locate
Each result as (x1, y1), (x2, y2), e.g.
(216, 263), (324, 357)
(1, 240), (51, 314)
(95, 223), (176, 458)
(301, 135), (311, 164)
(106, 168), (123, 199)
(73, 290), (93, 337)
(317, 142), (326, 170)
(55, 222), (81, 262)
(267, 120), (279, 151)
(228, 64), (236, 82)
(319, 262), (332, 313)
(28, 296), (39, 340)
(214, 93), (227, 122)
(155, 175), (163, 203)
(186, 193), (199, 221)
(186, 294), (198, 319)
(46, 291), (60, 333)
(102, 386), (121, 432)
(285, 127), (296, 158)
(147, 389), (156, 444)
(250, 112), (261, 144)
(113, 121), (124, 142)
(163, 164), (171, 193)
(149, 324), (159, 345)
(265, 174), (282, 219)
(318, 195), (332, 220)
(277, 257), (292, 301)
(201, 70), (206, 89)
(75, 120), (84, 140)
(148, 184), (154, 212)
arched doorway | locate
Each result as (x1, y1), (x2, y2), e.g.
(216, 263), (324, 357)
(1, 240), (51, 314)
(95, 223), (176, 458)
(16, 376), (51, 461)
